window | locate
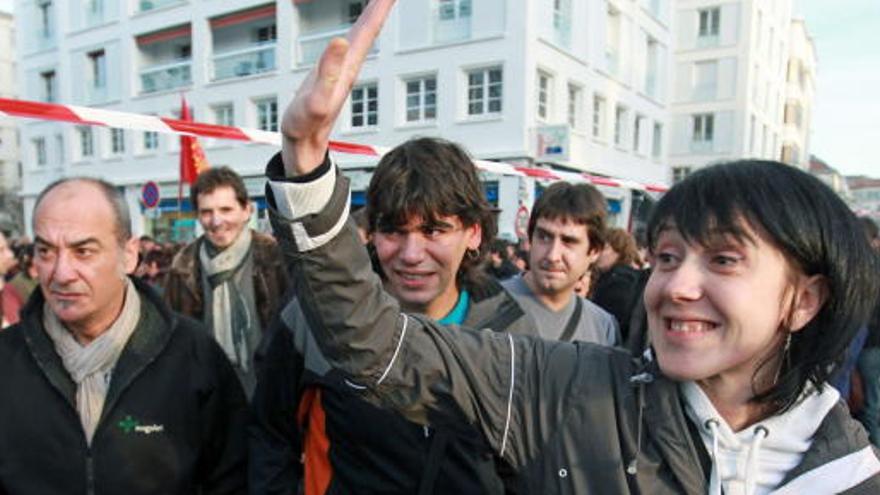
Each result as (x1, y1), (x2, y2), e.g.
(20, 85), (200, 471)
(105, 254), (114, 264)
(213, 104), (235, 127)
(143, 131), (159, 151)
(633, 115), (644, 153)
(592, 94), (606, 139)
(614, 104), (628, 147)
(88, 50), (106, 89)
(255, 24), (277, 43)
(749, 115), (756, 153)
(55, 134), (64, 163)
(405, 76), (437, 123)
(606, 7), (621, 74)
(567, 84), (582, 130)
(693, 60), (717, 100)
(33, 138), (47, 166)
(536, 71), (552, 121)
(177, 44), (192, 60)
(37, 0), (52, 38)
(784, 103), (802, 128)
(110, 128), (125, 155)
(351, 83), (378, 128)
(348, 1), (369, 24)
(672, 166), (692, 184)
(438, 0), (471, 21)
(698, 7), (720, 37)
(77, 126), (94, 158)
(781, 143), (800, 165)
(692, 114), (714, 142)
(652, 122), (663, 158)
(467, 67), (503, 116)
(40, 70), (56, 102)
(256, 98), (278, 132)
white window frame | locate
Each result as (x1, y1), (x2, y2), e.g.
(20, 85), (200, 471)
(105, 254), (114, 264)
(438, 0), (471, 21)
(692, 113), (714, 143)
(567, 83), (582, 130)
(698, 7), (720, 37)
(33, 137), (47, 166)
(633, 114), (644, 154)
(213, 103), (235, 127)
(350, 82), (378, 129)
(536, 70), (552, 122)
(109, 128), (125, 156)
(404, 76), (437, 123)
(652, 122), (663, 158)
(88, 49), (106, 89)
(255, 97), (278, 132)
(77, 126), (94, 159)
(143, 131), (159, 152)
(592, 94), (607, 139)
(614, 104), (628, 148)
(672, 166), (692, 184)
(466, 66), (503, 117)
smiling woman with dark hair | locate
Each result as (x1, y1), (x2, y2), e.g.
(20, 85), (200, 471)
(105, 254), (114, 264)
(267, 3), (880, 491)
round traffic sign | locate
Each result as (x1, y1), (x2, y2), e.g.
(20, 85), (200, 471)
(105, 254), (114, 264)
(141, 181), (160, 209)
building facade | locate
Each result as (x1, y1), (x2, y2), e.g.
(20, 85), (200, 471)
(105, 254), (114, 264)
(0, 8), (22, 233)
(780, 18), (815, 170)
(848, 176), (880, 219)
(668, 0), (794, 182)
(15, 0), (672, 240)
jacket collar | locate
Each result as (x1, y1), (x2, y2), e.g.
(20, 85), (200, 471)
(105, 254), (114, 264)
(640, 360), (709, 495)
(20, 277), (178, 428)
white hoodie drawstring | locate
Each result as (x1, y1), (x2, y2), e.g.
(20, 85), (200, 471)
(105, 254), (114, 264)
(705, 419), (722, 495)
(744, 426), (769, 494)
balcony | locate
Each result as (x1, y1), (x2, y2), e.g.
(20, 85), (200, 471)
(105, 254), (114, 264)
(299, 25), (378, 66)
(140, 59), (191, 93)
(212, 43), (276, 81)
(138, 0), (184, 13)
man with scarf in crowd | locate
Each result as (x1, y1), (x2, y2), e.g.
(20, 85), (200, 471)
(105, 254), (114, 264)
(165, 167), (288, 395)
(0, 178), (247, 494)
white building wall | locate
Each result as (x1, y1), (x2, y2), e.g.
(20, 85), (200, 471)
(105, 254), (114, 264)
(16, 0), (670, 239)
(781, 19), (815, 170)
(669, 0), (794, 183)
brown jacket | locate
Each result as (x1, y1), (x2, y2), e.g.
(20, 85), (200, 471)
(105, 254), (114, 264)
(164, 229), (288, 330)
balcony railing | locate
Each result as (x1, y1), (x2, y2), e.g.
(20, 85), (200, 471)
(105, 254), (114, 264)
(140, 59), (192, 94)
(299, 25), (378, 65)
(212, 43), (276, 81)
(138, 0), (184, 13)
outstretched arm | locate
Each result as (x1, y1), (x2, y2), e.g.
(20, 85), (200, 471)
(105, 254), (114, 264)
(279, 0), (396, 177)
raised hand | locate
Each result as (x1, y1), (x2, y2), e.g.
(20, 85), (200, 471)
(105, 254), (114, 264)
(280, 0), (397, 177)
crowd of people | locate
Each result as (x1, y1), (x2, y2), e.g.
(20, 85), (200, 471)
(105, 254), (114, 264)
(0, 1), (878, 493)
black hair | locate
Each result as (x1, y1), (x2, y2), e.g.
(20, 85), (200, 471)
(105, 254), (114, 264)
(527, 182), (607, 254)
(33, 177), (132, 245)
(647, 160), (879, 413)
(859, 217), (879, 242)
(190, 166), (249, 210)
(366, 137), (495, 287)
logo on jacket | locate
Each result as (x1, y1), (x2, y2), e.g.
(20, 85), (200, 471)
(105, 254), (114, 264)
(118, 415), (165, 435)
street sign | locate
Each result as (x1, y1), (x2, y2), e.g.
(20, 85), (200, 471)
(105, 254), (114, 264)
(141, 181), (160, 209)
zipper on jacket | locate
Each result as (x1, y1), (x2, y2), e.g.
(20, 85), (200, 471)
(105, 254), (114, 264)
(86, 453), (96, 495)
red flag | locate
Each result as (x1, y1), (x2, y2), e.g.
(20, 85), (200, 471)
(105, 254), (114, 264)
(179, 95), (209, 186)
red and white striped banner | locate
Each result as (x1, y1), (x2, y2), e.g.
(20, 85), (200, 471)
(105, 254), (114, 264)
(0, 97), (668, 192)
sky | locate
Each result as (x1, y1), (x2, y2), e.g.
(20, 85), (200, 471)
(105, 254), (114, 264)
(794, 0), (880, 177)
(0, 0), (876, 176)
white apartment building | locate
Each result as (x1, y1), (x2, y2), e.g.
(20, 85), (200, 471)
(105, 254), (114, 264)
(0, 8), (21, 233)
(669, 0), (793, 183)
(780, 18), (815, 170)
(15, 0), (672, 241)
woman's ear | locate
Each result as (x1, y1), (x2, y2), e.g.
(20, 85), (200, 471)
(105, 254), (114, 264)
(788, 274), (829, 332)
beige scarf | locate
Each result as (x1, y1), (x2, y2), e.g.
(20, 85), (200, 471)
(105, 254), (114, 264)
(44, 278), (141, 444)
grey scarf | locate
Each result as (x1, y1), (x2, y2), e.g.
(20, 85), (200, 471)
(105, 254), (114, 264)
(199, 228), (256, 372)
(44, 278), (141, 444)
